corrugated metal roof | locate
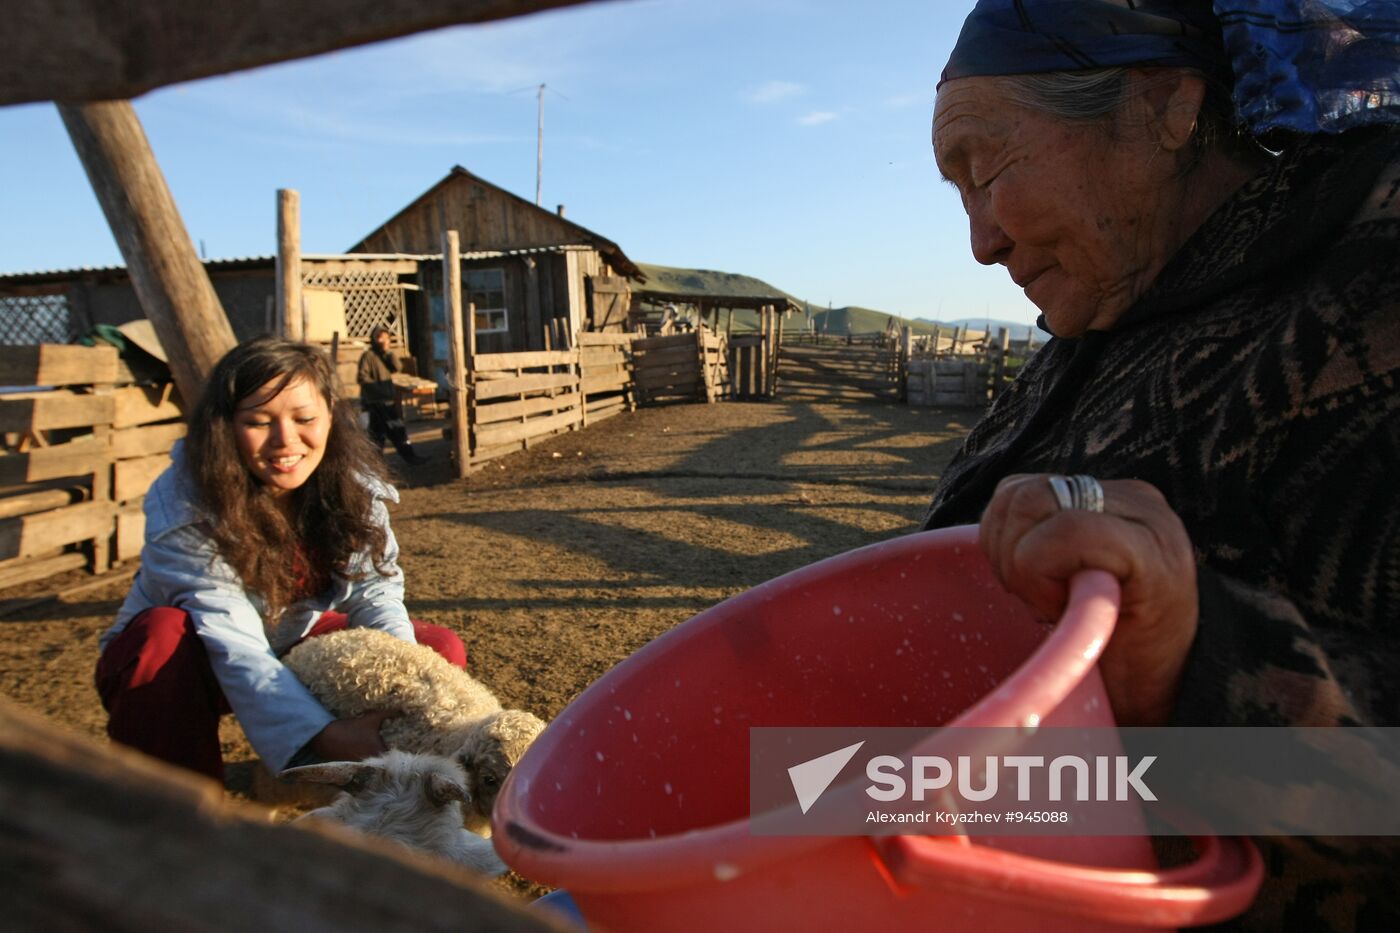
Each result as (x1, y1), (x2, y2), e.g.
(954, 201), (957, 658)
(1, 255), (275, 280)
(0, 245), (600, 286)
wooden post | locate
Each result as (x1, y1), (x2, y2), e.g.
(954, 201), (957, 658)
(992, 326), (1010, 400)
(771, 309), (784, 397)
(276, 189), (303, 341)
(56, 100), (236, 408)
(442, 232), (471, 479)
(726, 307), (735, 338)
(758, 306), (771, 398)
(764, 306), (776, 397)
(900, 326), (913, 404)
(90, 384), (113, 573)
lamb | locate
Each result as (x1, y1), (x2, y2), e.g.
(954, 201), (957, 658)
(281, 628), (546, 832)
(283, 749), (507, 875)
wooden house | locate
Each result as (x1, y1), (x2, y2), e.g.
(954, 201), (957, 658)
(349, 166), (643, 369)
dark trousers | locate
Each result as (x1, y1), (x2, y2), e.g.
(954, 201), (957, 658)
(95, 608), (467, 783)
(364, 402), (416, 462)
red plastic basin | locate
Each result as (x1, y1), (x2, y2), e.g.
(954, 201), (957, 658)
(494, 525), (1261, 931)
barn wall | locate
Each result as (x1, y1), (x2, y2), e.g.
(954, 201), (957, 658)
(356, 175), (598, 255)
(78, 271), (273, 342)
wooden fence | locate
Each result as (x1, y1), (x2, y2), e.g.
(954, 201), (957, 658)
(777, 332), (906, 402)
(458, 333), (636, 469)
(906, 358), (988, 408)
(0, 344), (184, 590)
(631, 330), (729, 405)
(906, 326), (1043, 408)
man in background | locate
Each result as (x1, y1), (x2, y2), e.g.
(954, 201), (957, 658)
(356, 325), (428, 466)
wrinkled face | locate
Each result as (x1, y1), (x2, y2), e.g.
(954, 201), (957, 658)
(232, 375), (332, 497)
(933, 77), (1165, 337)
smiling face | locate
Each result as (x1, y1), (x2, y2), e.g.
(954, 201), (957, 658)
(232, 375), (332, 498)
(933, 76), (1177, 337)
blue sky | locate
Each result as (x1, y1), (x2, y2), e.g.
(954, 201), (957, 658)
(0, 0), (1040, 327)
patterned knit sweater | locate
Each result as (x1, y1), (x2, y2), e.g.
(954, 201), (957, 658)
(922, 127), (1400, 931)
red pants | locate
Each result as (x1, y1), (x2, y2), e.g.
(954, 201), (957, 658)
(95, 608), (467, 783)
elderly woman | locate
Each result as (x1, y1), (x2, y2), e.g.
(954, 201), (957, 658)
(926, 1), (1400, 929)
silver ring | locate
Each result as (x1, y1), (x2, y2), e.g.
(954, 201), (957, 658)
(1047, 474), (1105, 513)
(1070, 474), (1105, 513)
(1046, 475), (1076, 511)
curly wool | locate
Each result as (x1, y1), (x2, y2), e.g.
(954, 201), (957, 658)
(282, 628), (503, 756)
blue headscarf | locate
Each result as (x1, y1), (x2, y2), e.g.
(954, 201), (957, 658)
(942, 0), (1400, 133)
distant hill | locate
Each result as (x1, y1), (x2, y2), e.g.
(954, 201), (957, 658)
(633, 263), (1045, 340)
(921, 317), (1053, 342)
(635, 263), (797, 301)
(807, 306), (940, 337)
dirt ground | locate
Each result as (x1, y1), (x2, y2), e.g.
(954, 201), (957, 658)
(0, 397), (973, 893)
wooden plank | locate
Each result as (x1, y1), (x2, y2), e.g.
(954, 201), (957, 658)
(56, 101), (237, 410)
(0, 698), (566, 933)
(0, 551), (89, 591)
(110, 421), (186, 460)
(0, 392), (115, 433)
(89, 387), (113, 572)
(0, 487), (86, 521)
(0, 501), (115, 561)
(442, 232), (471, 479)
(0, 345), (119, 387)
(635, 366), (700, 387)
(580, 347), (627, 366)
(474, 392), (581, 426)
(472, 372), (576, 401)
(0, 437), (105, 485)
(301, 259), (419, 276)
(114, 453), (171, 502)
(581, 373), (629, 395)
(636, 373), (700, 393)
(632, 333), (699, 352)
(116, 506), (145, 561)
(277, 189), (303, 340)
(474, 408), (582, 449)
(579, 362), (628, 379)
(473, 350), (577, 371)
(585, 395), (626, 416)
(5, 1), (601, 106)
(577, 332), (635, 347)
(636, 345), (704, 369)
(636, 361), (700, 381)
(112, 384), (182, 429)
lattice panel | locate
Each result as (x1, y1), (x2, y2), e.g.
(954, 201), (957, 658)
(0, 293), (81, 346)
(301, 268), (406, 341)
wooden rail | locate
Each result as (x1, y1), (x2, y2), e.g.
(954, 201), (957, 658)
(0, 697), (566, 931)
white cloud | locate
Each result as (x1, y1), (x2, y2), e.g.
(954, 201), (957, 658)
(883, 91), (931, 110)
(797, 111), (838, 126)
(744, 80), (805, 104)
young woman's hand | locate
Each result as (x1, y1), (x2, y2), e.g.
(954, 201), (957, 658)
(308, 709), (396, 761)
(978, 474), (1199, 726)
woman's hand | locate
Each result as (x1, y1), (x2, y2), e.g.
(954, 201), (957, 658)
(978, 474), (1199, 726)
(308, 709), (396, 762)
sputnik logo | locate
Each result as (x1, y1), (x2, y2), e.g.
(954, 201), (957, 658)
(788, 741), (865, 814)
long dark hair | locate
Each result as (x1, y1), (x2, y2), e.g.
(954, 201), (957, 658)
(184, 337), (392, 621)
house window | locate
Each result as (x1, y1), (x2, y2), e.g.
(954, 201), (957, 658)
(464, 268), (508, 334)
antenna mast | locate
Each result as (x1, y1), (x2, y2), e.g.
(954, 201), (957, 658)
(536, 83), (545, 206)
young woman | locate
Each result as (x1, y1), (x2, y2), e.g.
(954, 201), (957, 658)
(96, 337), (465, 783)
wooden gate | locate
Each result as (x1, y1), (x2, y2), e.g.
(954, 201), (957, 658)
(585, 275), (631, 332)
(777, 333), (905, 401)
